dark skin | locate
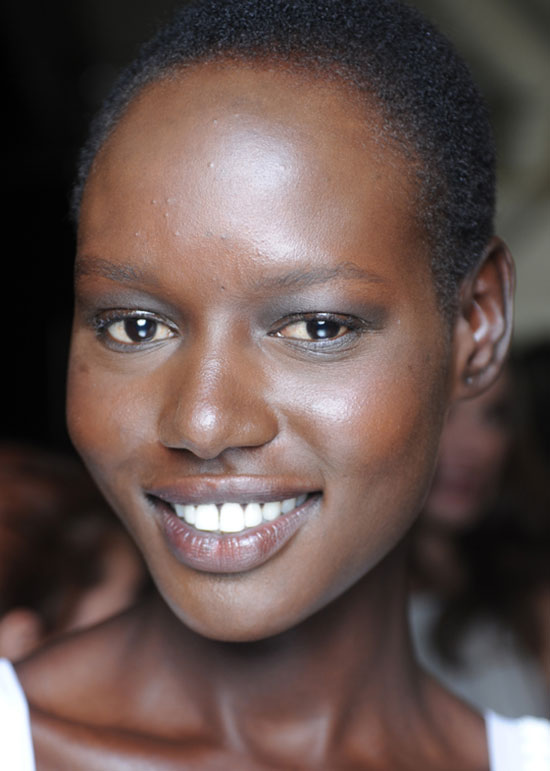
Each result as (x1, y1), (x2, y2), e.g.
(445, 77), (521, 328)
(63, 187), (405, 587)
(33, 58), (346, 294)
(18, 62), (514, 769)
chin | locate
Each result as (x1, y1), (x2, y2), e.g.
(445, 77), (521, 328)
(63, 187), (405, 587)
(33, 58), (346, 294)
(178, 606), (298, 644)
(158, 582), (297, 643)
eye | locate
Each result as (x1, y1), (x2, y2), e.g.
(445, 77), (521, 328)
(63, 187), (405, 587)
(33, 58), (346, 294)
(94, 311), (176, 349)
(273, 313), (364, 344)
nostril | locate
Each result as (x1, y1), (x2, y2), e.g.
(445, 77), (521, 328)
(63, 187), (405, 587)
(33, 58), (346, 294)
(159, 395), (278, 458)
(157, 350), (279, 457)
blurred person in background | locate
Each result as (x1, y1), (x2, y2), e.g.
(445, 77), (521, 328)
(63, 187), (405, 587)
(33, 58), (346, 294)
(409, 342), (550, 717)
(0, 443), (149, 661)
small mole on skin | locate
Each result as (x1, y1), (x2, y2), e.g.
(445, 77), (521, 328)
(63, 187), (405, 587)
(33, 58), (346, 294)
(151, 199), (158, 205)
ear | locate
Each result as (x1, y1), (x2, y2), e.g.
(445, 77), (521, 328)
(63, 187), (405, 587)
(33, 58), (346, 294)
(451, 237), (515, 400)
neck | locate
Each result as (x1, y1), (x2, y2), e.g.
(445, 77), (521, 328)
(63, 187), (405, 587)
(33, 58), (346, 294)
(137, 544), (436, 761)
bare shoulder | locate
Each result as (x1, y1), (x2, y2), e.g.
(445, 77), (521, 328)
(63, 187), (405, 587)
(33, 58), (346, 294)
(16, 606), (142, 722)
(15, 620), (282, 771)
(14, 599), (241, 769)
(14, 602), (188, 769)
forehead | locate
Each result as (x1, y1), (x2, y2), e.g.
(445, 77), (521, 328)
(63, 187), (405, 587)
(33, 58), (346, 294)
(80, 62), (429, 289)
(96, 61), (394, 173)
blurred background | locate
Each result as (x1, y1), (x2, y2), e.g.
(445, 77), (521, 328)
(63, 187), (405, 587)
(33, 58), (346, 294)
(3, 0), (549, 448)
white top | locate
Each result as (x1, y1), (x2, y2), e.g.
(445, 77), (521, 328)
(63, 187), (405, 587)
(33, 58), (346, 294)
(409, 594), (550, 718)
(0, 659), (35, 771)
(1, 658), (549, 770)
(486, 710), (550, 771)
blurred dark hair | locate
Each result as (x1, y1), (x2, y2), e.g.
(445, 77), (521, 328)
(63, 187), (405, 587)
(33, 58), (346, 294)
(0, 444), (143, 635)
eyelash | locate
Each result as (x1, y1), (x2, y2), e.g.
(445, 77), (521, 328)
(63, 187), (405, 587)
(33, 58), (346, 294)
(91, 309), (374, 352)
(92, 310), (177, 351)
(270, 312), (373, 350)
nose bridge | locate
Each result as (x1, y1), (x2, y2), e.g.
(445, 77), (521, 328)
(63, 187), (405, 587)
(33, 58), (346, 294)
(159, 337), (277, 458)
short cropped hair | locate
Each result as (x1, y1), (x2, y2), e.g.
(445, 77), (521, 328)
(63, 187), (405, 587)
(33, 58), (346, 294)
(73, 0), (496, 313)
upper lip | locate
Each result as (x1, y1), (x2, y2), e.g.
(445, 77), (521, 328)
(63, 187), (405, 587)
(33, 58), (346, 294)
(146, 476), (319, 506)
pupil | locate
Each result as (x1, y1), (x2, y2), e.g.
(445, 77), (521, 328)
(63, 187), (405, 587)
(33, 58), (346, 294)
(125, 318), (156, 342)
(306, 319), (340, 339)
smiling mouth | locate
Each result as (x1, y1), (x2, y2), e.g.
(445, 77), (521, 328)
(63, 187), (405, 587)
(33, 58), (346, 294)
(168, 494), (309, 534)
(149, 489), (319, 573)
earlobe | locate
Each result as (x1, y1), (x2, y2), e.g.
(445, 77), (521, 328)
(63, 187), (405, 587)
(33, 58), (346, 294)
(451, 237), (515, 400)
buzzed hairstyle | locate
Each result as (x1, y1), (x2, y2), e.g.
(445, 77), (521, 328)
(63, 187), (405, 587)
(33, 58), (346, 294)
(73, 0), (496, 314)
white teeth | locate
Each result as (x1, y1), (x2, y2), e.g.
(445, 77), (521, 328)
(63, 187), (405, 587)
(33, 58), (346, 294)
(244, 502), (262, 527)
(184, 506), (196, 525)
(194, 504), (219, 532)
(174, 504), (196, 525)
(219, 502), (245, 533)
(172, 495), (308, 533)
(262, 501), (282, 521)
(281, 497), (296, 514)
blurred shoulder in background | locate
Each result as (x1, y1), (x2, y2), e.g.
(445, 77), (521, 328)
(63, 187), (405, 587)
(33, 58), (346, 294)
(0, 443), (149, 661)
(409, 340), (550, 718)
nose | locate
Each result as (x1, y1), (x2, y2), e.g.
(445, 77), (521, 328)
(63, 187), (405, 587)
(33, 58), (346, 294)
(158, 345), (278, 459)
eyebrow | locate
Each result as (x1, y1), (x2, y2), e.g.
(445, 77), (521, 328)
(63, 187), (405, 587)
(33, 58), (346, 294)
(254, 262), (386, 290)
(74, 255), (386, 291)
(74, 256), (160, 287)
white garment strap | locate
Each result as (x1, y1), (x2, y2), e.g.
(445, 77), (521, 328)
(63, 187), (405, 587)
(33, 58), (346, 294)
(0, 659), (36, 771)
(486, 710), (550, 771)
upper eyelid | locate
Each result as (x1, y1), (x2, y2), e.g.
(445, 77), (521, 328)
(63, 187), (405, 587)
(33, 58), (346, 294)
(270, 312), (371, 335)
(91, 308), (176, 329)
(272, 311), (362, 324)
(91, 308), (362, 323)
(90, 308), (376, 340)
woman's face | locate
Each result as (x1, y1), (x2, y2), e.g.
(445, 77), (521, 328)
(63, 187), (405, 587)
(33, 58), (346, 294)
(422, 372), (513, 530)
(68, 64), (454, 641)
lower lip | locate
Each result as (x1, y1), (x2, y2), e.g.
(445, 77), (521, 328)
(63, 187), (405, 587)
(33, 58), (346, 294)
(153, 496), (318, 574)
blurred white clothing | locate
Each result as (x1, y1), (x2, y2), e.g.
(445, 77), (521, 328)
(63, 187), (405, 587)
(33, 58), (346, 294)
(410, 593), (549, 718)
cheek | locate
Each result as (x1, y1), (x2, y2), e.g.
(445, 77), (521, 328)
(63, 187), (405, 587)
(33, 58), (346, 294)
(283, 350), (445, 484)
(66, 348), (157, 496)
(277, 347), (448, 552)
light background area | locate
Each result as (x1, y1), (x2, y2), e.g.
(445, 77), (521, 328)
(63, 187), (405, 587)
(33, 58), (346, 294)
(411, 0), (550, 342)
